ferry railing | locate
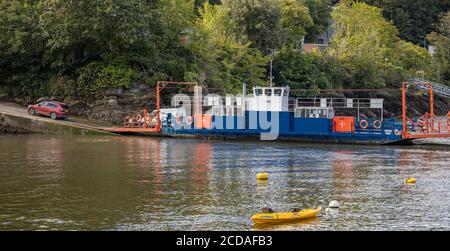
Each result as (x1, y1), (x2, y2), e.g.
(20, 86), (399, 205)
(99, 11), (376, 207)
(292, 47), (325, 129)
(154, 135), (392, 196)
(123, 109), (156, 128)
(296, 98), (384, 121)
(402, 80), (450, 139)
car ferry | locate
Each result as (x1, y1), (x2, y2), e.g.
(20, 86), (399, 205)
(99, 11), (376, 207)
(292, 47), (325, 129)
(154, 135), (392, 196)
(102, 80), (450, 145)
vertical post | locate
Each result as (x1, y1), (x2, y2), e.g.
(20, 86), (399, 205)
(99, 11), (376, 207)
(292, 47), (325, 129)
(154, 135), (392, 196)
(242, 83), (246, 129)
(194, 83), (199, 115)
(156, 81), (161, 132)
(429, 82), (434, 116)
(429, 82), (435, 132)
(269, 49), (274, 87)
(357, 99), (360, 122)
(402, 82), (408, 138)
(143, 109), (147, 129)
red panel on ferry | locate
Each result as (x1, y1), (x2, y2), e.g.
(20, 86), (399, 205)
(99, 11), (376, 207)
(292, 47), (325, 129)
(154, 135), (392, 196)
(333, 117), (355, 133)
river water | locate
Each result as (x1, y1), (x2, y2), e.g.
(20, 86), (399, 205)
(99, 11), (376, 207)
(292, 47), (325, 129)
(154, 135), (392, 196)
(0, 135), (449, 231)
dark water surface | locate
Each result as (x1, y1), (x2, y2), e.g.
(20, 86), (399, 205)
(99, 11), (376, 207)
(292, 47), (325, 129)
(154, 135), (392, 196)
(0, 135), (449, 230)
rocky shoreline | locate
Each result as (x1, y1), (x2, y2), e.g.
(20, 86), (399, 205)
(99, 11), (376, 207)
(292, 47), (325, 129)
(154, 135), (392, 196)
(11, 83), (153, 125)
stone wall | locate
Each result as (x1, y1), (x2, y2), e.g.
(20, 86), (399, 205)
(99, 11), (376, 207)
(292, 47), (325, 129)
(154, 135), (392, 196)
(0, 112), (113, 136)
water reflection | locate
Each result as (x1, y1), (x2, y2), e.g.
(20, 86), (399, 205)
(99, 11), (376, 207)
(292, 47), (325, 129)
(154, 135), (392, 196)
(0, 135), (449, 230)
(331, 150), (356, 192)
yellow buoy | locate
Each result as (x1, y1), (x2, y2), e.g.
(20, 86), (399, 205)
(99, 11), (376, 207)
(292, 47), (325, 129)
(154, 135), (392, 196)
(405, 178), (416, 184)
(257, 173), (269, 180)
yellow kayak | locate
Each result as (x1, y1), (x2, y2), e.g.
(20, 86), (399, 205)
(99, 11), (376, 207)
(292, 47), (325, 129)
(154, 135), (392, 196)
(251, 207), (321, 224)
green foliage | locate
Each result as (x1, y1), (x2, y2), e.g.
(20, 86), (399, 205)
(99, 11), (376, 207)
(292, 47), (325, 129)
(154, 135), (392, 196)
(274, 50), (333, 90)
(158, 0), (195, 37)
(0, 0), (46, 96)
(281, 0), (314, 49)
(363, 0), (450, 45)
(222, 0), (284, 53)
(329, 2), (398, 63)
(77, 61), (136, 93)
(189, 3), (268, 92)
(39, 0), (155, 73)
(222, 0), (314, 53)
(392, 40), (431, 76)
(1, 0), (449, 102)
(304, 0), (332, 42)
(328, 1), (434, 88)
(427, 11), (450, 85)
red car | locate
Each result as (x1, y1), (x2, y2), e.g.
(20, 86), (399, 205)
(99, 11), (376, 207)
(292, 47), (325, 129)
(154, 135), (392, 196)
(28, 101), (69, 120)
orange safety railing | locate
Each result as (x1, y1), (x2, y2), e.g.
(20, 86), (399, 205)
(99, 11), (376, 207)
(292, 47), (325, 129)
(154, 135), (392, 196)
(123, 109), (155, 129)
(402, 81), (450, 139)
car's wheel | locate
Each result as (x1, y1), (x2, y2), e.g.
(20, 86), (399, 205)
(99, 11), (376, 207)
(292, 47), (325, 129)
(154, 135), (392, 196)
(50, 112), (57, 120)
(28, 108), (35, 115)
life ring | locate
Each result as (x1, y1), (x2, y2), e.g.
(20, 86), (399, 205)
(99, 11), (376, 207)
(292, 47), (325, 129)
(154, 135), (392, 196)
(373, 120), (382, 129)
(394, 129), (401, 136)
(359, 120), (369, 129)
(175, 116), (183, 124)
(185, 116), (193, 125)
(124, 116), (133, 125)
(136, 114), (142, 122)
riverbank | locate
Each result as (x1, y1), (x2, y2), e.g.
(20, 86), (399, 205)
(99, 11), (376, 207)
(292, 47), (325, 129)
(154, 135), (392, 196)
(5, 87), (449, 126)
(0, 125), (31, 134)
(0, 102), (116, 136)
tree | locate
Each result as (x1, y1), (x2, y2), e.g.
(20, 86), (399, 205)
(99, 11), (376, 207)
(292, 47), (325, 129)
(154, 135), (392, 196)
(304, 0), (332, 43)
(281, 0), (314, 49)
(273, 49), (343, 90)
(329, 2), (398, 63)
(222, 0), (285, 54)
(0, 0), (47, 96)
(328, 1), (434, 87)
(427, 11), (450, 85)
(188, 3), (268, 92)
(364, 0), (450, 45)
(392, 40), (431, 78)
(38, 0), (196, 96)
(39, 0), (154, 73)
(222, 0), (313, 54)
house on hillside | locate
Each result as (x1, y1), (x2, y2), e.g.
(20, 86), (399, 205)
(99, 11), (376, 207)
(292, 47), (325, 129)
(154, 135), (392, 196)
(303, 22), (335, 54)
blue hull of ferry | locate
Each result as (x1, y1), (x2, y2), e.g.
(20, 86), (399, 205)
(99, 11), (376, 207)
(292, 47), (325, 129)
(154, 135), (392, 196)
(162, 111), (405, 145)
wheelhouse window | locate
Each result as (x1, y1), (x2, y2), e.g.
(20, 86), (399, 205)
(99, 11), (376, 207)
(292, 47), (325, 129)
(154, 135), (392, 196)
(255, 89), (263, 96)
(274, 89), (282, 96)
(265, 89), (272, 96)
